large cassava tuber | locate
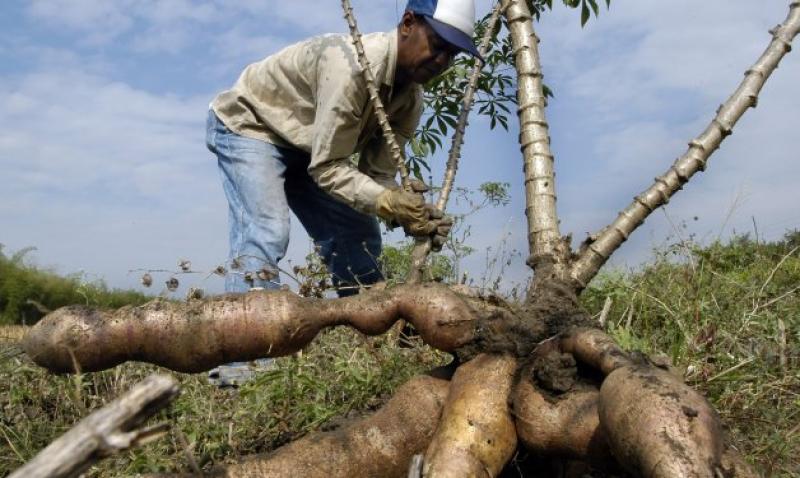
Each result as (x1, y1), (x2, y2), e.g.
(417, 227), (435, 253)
(599, 364), (725, 477)
(209, 374), (450, 478)
(513, 369), (757, 477)
(720, 445), (760, 478)
(511, 327), (739, 477)
(512, 378), (614, 468)
(422, 354), (518, 478)
(22, 283), (493, 373)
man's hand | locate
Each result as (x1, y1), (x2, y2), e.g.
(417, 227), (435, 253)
(426, 204), (453, 252)
(376, 180), (452, 247)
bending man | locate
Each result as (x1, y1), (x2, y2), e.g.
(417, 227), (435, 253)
(207, 0), (480, 295)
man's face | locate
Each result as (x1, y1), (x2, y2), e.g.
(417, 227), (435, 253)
(397, 13), (460, 85)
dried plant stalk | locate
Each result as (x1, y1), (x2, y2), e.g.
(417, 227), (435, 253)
(341, 0), (410, 189)
(570, 0), (800, 288)
(501, 0), (567, 277)
(407, 2), (504, 284)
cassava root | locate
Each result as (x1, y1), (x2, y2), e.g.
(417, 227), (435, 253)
(23, 293), (751, 477)
(23, 283), (499, 374)
(211, 374), (450, 478)
(422, 354), (518, 478)
(599, 364), (725, 477)
(512, 327), (754, 477)
(512, 377), (614, 468)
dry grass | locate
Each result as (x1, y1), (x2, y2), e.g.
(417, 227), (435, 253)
(0, 326), (27, 342)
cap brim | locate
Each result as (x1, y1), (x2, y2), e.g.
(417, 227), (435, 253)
(423, 16), (483, 62)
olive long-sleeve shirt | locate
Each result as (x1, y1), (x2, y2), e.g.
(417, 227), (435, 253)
(211, 29), (423, 214)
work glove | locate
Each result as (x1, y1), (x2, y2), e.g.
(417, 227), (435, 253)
(376, 180), (452, 245)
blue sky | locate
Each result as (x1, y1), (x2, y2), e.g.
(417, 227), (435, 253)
(1, 0), (798, 296)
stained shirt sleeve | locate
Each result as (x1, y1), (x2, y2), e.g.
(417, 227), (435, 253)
(307, 42), (387, 215)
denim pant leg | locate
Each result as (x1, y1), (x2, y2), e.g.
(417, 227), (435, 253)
(284, 162), (384, 297)
(206, 110), (290, 293)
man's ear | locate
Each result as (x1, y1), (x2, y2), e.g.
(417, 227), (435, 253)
(398, 11), (417, 38)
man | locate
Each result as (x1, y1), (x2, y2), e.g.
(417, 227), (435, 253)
(207, 0), (480, 296)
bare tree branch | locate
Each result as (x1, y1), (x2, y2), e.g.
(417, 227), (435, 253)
(341, 0), (411, 189)
(502, 0), (566, 277)
(8, 375), (178, 478)
(570, 1), (800, 288)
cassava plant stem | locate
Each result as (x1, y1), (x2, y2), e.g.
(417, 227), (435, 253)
(436, 2), (505, 212)
(407, 3), (504, 284)
(341, 0), (410, 189)
(501, 0), (566, 277)
(570, 0), (800, 288)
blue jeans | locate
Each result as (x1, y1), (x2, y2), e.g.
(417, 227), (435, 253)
(206, 110), (383, 296)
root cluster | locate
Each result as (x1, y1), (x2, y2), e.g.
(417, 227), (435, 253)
(22, 283), (757, 477)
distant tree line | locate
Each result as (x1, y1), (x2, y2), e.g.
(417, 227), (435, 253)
(0, 245), (148, 325)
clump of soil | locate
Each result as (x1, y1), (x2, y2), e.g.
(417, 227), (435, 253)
(457, 275), (594, 361)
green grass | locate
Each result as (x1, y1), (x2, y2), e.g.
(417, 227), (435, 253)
(0, 233), (798, 476)
(0, 245), (149, 326)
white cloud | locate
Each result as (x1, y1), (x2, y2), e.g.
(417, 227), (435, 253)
(0, 69), (206, 192)
(0, 65), (219, 289)
(206, 26), (288, 74)
(539, 1), (790, 115)
(27, 0), (137, 45)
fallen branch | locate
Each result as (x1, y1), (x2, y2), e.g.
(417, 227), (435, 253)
(8, 374), (178, 478)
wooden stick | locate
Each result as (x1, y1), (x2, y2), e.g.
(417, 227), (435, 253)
(570, 1), (800, 288)
(8, 374), (179, 478)
(407, 454), (424, 478)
